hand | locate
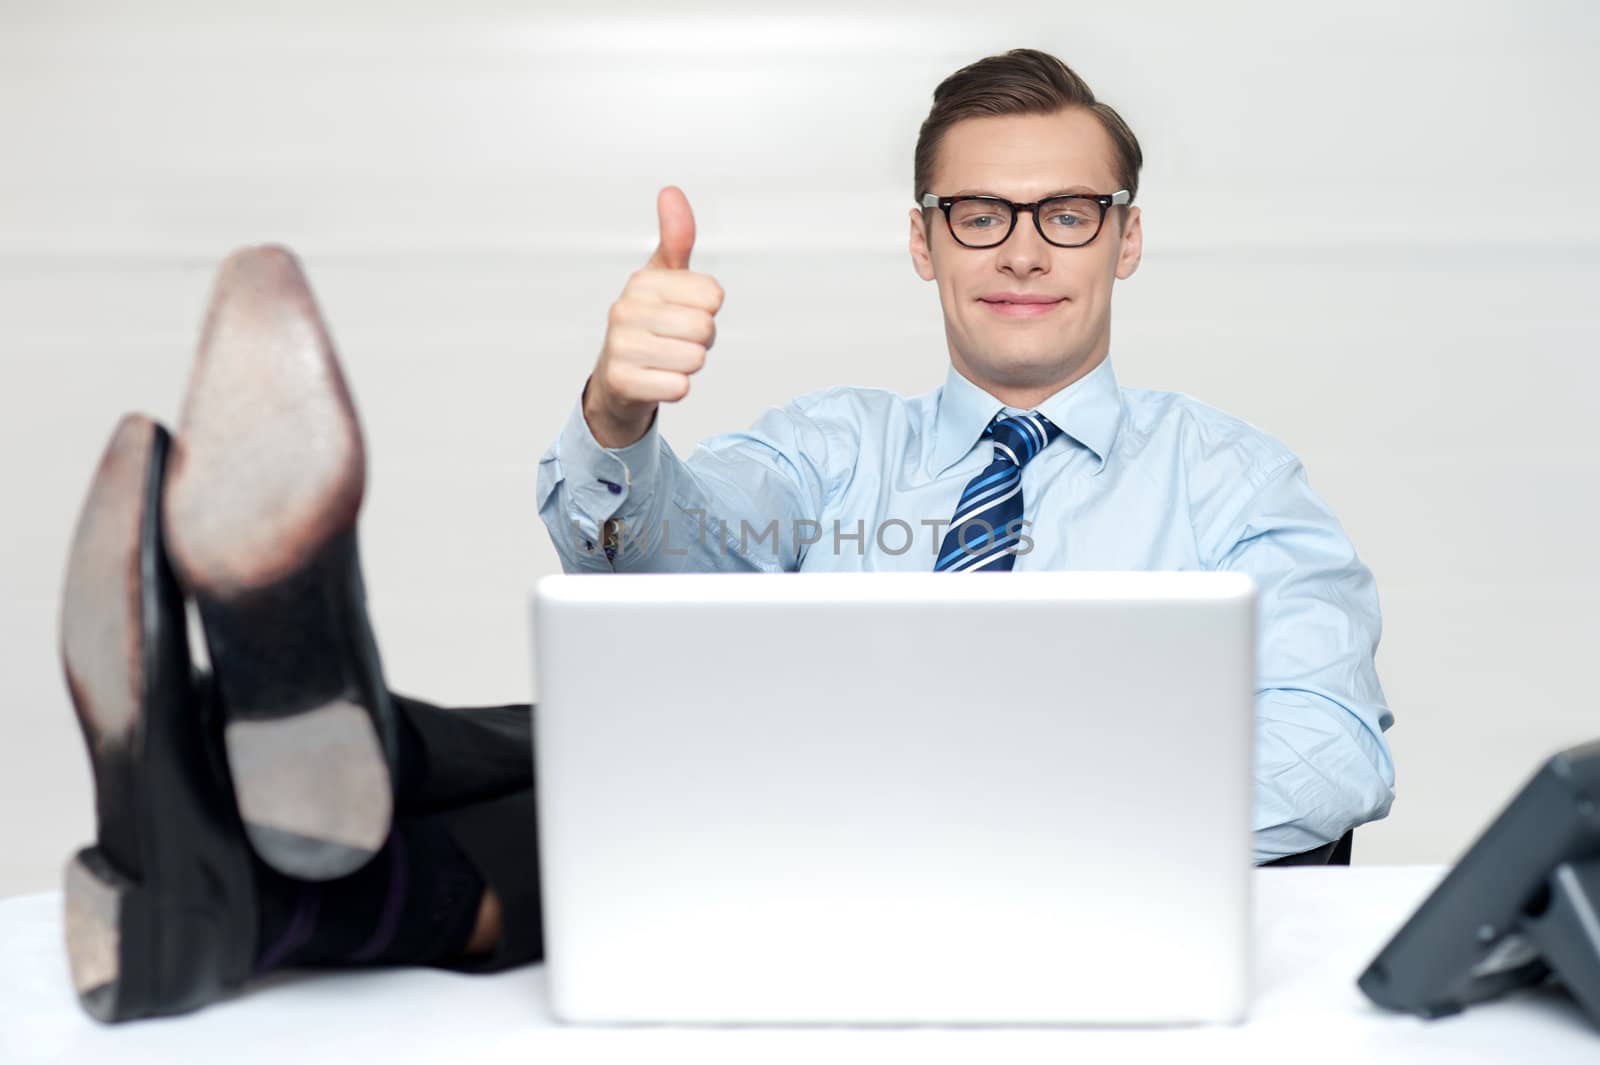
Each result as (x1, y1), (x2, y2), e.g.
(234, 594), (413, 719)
(583, 185), (725, 449)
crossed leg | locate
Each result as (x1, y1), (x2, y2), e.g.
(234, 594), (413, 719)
(59, 247), (542, 1023)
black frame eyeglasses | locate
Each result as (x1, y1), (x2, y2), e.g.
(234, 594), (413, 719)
(920, 189), (1131, 249)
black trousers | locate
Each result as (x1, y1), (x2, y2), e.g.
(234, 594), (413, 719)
(395, 696), (1352, 973)
(388, 695), (541, 973)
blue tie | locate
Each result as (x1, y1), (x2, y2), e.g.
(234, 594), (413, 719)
(934, 411), (1062, 572)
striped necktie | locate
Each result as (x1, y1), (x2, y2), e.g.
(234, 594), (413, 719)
(934, 411), (1062, 572)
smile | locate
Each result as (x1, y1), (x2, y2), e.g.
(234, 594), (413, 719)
(979, 298), (1064, 318)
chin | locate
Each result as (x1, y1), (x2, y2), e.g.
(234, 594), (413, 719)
(986, 344), (1073, 376)
(969, 359), (1066, 390)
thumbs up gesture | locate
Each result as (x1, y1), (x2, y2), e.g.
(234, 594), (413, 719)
(584, 186), (726, 448)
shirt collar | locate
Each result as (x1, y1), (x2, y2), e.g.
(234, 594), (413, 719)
(928, 356), (1123, 478)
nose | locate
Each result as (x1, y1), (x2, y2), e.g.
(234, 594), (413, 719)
(994, 207), (1051, 274)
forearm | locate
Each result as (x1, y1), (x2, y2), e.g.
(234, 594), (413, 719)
(598, 471), (792, 574)
(1250, 687), (1396, 863)
(536, 394), (810, 574)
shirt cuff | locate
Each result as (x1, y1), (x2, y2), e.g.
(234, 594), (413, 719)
(555, 391), (663, 536)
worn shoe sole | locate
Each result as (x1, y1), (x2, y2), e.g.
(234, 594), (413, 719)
(163, 245), (396, 881)
(60, 416), (252, 1021)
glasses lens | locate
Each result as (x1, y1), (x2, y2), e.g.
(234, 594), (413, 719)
(947, 199), (1013, 247)
(1037, 197), (1103, 247)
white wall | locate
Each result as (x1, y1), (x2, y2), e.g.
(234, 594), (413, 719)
(2, 0), (1597, 894)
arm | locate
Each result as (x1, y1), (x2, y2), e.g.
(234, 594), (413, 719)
(538, 183), (830, 572)
(537, 380), (840, 573)
(1207, 458), (1397, 863)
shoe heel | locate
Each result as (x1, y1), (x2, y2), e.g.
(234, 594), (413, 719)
(197, 529), (394, 881)
(65, 847), (244, 1023)
(64, 848), (141, 1023)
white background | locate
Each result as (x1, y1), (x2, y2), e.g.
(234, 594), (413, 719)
(2, 0), (1596, 894)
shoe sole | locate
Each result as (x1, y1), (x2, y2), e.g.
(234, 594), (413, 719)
(163, 246), (394, 881)
(60, 416), (159, 1021)
(60, 416), (245, 1021)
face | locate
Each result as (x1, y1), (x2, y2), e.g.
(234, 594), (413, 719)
(909, 108), (1142, 407)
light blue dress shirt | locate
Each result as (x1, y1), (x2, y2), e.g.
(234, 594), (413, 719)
(536, 355), (1396, 863)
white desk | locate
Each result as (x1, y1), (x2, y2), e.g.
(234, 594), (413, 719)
(2, 866), (1595, 1063)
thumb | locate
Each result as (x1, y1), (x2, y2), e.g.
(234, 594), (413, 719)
(646, 185), (696, 270)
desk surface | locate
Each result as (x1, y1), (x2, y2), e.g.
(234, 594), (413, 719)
(2, 865), (1596, 1063)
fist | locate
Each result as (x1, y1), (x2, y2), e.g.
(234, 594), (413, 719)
(584, 185), (725, 448)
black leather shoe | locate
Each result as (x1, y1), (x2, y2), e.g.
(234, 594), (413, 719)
(60, 415), (258, 1023)
(162, 245), (397, 881)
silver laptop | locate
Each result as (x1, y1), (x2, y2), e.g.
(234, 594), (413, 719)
(531, 571), (1256, 1025)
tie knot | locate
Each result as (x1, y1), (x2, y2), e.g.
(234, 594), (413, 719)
(984, 411), (1060, 468)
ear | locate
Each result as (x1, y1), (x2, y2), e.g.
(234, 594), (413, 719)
(908, 207), (937, 282)
(1115, 205), (1142, 280)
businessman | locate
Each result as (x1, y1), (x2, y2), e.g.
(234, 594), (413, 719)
(57, 47), (1392, 1024)
(537, 49), (1395, 855)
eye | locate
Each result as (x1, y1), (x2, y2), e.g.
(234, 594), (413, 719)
(949, 200), (1010, 231)
(1042, 201), (1097, 228)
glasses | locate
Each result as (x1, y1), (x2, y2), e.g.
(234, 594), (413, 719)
(920, 189), (1131, 249)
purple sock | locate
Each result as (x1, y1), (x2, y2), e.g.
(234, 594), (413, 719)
(253, 816), (484, 973)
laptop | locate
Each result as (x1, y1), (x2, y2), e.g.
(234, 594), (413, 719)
(531, 570), (1256, 1025)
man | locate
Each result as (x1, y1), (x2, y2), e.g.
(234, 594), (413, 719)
(56, 48), (1391, 1025)
(537, 48), (1396, 854)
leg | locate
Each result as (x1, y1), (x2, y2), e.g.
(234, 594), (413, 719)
(420, 788), (543, 972)
(250, 787), (542, 976)
(59, 421), (540, 1018)
(386, 702), (541, 968)
(389, 695), (533, 816)
(255, 705), (544, 973)
(59, 246), (544, 1022)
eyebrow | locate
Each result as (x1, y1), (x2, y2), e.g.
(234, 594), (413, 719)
(951, 186), (1101, 198)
